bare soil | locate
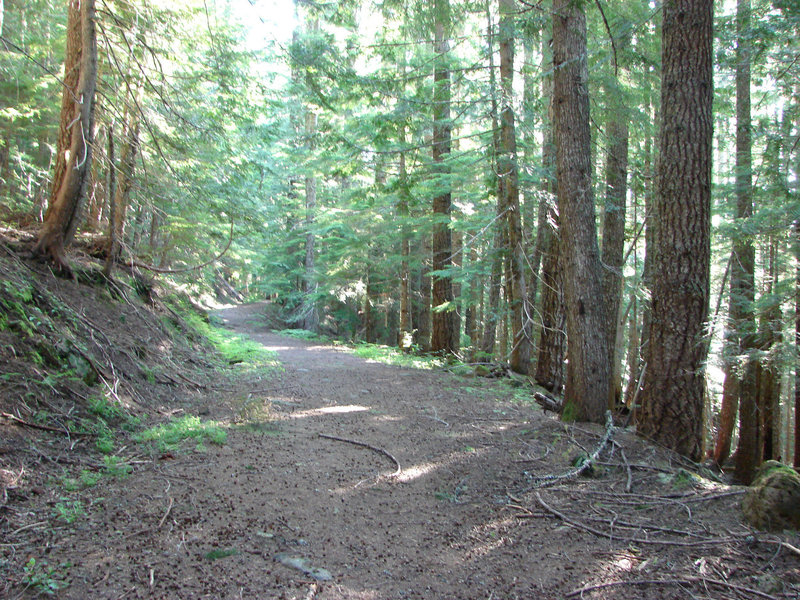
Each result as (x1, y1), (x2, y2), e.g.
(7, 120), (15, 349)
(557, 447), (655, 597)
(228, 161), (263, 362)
(3, 298), (800, 599)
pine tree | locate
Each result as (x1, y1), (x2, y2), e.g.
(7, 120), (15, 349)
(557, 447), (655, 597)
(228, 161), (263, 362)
(638, 0), (713, 460)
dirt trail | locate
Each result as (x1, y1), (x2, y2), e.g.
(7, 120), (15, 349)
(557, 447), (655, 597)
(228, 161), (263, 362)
(24, 303), (799, 599)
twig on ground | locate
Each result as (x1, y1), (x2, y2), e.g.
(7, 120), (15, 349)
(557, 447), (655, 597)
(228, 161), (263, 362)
(319, 433), (401, 477)
(565, 576), (780, 600)
(158, 496), (174, 529)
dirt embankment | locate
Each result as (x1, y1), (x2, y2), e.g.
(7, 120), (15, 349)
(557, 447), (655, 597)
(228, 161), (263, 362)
(2, 277), (799, 599)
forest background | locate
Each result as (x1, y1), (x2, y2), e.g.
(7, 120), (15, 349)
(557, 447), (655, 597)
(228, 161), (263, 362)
(0, 0), (798, 483)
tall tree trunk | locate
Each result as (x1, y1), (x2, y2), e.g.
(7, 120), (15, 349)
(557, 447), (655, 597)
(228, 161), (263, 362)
(302, 109), (319, 332)
(33, 0), (98, 272)
(552, 0), (609, 422)
(416, 236), (432, 352)
(638, 0), (713, 460)
(106, 115), (139, 269)
(722, 0), (757, 473)
(480, 2), (503, 361)
(397, 143), (412, 351)
(636, 87), (657, 412)
(527, 29), (553, 315)
(464, 244), (478, 357)
(498, 0), (531, 374)
(795, 218), (800, 469)
(755, 237), (782, 462)
(430, 0), (457, 354)
(103, 124), (116, 277)
(601, 117), (629, 409)
(534, 198), (566, 393)
(364, 265), (376, 343)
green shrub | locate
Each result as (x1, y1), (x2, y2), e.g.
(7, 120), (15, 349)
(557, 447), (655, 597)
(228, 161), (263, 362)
(136, 415), (227, 453)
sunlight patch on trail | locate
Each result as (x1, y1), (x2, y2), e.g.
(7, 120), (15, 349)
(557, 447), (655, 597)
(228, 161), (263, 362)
(287, 404), (370, 419)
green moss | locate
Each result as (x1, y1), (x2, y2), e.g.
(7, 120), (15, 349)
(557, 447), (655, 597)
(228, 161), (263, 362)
(560, 400), (579, 423)
(204, 547), (239, 560)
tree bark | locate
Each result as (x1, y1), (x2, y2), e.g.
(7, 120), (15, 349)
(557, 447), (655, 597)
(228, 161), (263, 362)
(106, 115), (139, 269)
(534, 198), (566, 393)
(721, 0), (756, 472)
(430, 0), (457, 355)
(397, 140), (412, 351)
(33, 0), (98, 272)
(103, 124), (116, 277)
(498, 0), (531, 374)
(638, 0), (713, 460)
(795, 219), (800, 469)
(303, 109), (319, 332)
(601, 117), (629, 409)
(552, 0), (609, 422)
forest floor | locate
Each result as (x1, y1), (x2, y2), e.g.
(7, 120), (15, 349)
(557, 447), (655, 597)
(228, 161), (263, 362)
(1, 254), (800, 599)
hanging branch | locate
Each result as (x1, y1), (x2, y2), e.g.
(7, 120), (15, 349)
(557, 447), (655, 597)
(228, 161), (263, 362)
(593, 0), (619, 77)
(124, 220), (235, 274)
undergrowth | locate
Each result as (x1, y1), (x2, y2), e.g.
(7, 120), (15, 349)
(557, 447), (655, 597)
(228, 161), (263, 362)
(185, 313), (278, 366)
(136, 415), (227, 453)
(351, 343), (445, 370)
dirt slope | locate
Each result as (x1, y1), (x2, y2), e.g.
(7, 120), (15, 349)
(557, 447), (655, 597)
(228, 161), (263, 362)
(4, 302), (799, 599)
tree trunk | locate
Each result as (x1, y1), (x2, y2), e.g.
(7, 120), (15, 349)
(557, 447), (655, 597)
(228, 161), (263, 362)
(498, 0), (531, 374)
(480, 2), (503, 361)
(430, 0), (456, 355)
(795, 219), (800, 469)
(416, 236), (432, 352)
(33, 0), (98, 272)
(601, 117), (629, 410)
(534, 198), (566, 393)
(103, 124), (116, 277)
(552, 0), (609, 423)
(303, 109), (319, 332)
(398, 143), (412, 351)
(755, 237), (782, 462)
(638, 0), (713, 460)
(106, 116), (139, 269)
(722, 0), (757, 472)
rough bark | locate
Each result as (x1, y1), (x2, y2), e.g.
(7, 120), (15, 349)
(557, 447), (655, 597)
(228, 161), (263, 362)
(601, 117), (629, 409)
(638, 0), (713, 460)
(534, 198), (565, 393)
(479, 2), (504, 360)
(552, 0), (610, 423)
(430, 0), (457, 355)
(32, 0), (97, 272)
(498, 0), (531, 374)
(107, 116), (139, 265)
(721, 0), (757, 472)
(755, 238), (782, 462)
(103, 124), (116, 277)
(795, 219), (800, 469)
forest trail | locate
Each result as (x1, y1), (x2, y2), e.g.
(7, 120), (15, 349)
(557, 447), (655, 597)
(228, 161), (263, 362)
(28, 303), (797, 600)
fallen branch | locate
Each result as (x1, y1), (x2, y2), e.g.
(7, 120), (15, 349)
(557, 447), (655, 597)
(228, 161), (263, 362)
(533, 491), (740, 548)
(533, 391), (561, 413)
(566, 576), (780, 600)
(319, 433), (401, 477)
(1, 412), (93, 437)
(522, 410), (614, 490)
